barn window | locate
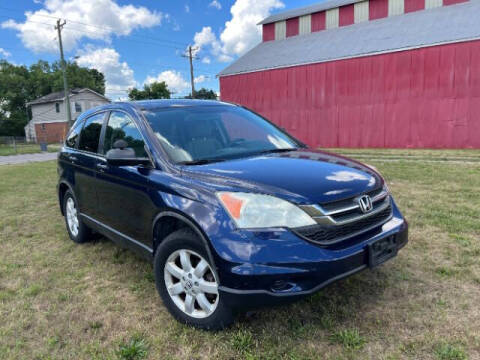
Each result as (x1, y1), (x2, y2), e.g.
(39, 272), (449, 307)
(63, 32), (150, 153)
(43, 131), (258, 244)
(41, 124), (46, 131)
(75, 102), (82, 113)
(55, 103), (60, 113)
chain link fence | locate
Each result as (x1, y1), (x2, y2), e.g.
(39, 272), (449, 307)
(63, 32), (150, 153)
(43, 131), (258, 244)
(0, 136), (62, 156)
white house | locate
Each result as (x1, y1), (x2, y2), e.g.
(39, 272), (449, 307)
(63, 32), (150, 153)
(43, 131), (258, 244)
(25, 88), (109, 143)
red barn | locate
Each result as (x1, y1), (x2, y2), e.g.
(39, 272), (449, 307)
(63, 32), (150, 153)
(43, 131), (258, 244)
(219, 0), (480, 148)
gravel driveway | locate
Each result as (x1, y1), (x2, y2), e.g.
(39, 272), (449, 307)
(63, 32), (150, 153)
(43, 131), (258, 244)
(0, 152), (58, 165)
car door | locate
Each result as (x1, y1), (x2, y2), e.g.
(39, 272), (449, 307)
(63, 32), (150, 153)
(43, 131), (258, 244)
(95, 110), (156, 248)
(74, 111), (106, 218)
(59, 117), (84, 188)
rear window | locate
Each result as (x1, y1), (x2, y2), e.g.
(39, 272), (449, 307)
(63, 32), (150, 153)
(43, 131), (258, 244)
(65, 119), (84, 148)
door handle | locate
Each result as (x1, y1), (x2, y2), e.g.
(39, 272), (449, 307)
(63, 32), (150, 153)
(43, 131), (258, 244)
(69, 155), (78, 162)
(96, 163), (108, 171)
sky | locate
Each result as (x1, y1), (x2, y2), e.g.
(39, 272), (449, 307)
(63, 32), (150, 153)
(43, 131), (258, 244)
(0, 0), (320, 100)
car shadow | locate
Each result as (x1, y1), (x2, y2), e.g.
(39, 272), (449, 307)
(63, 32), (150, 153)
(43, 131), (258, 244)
(85, 234), (405, 334)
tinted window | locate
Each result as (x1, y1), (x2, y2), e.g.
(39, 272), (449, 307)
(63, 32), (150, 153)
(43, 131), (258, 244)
(143, 105), (299, 163)
(78, 113), (104, 153)
(65, 119), (84, 148)
(103, 111), (146, 157)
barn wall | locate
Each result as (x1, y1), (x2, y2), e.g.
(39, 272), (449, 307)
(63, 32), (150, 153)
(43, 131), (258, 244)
(286, 17), (300, 37)
(263, 23), (275, 41)
(311, 11), (326, 32)
(339, 4), (355, 26)
(220, 40), (480, 149)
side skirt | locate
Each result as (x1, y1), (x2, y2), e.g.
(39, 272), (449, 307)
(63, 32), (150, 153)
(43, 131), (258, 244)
(80, 213), (153, 262)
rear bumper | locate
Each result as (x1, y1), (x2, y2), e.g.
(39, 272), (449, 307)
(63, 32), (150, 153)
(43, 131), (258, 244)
(212, 200), (408, 309)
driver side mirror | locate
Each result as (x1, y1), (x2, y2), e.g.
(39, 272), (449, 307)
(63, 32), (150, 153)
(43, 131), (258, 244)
(106, 139), (151, 166)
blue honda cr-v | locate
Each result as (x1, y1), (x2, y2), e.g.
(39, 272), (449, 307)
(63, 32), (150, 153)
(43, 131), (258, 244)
(57, 100), (408, 329)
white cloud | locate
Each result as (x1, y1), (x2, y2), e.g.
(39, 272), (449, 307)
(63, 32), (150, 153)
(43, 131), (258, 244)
(185, 5), (190, 13)
(194, 75), (207, 83)
(193, 27), (220, 52)
(202, 57), (211, 64)
(0, 48), (11, 58)
(209, 0), (222, 10)
(76, 46), (136, 99)
(145, 70), (189, 94)
(193, 0), (284, 62)
(221, 0), (284, 56)
(1, 0), (162, 53)
(193, 26), (227, 61)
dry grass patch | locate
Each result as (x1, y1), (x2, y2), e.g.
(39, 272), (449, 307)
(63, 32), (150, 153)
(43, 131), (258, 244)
(0, 150), (479, 359)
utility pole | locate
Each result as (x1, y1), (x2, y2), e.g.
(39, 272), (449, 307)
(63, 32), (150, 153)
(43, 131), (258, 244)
(55, 19), (72, 127)
(183, 46), (198, 99)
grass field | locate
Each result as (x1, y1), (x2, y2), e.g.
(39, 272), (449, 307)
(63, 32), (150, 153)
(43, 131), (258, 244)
(0, 144), (60, 156)
(0, 150), (479, 359)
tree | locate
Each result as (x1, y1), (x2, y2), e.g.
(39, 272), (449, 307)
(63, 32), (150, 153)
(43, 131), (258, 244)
(51, 61), (105, 95)
(128, 82), (170, 100)
(0, 61), (32, 136)
(0, 59), (106, 136)
(185, 88), (218, 100)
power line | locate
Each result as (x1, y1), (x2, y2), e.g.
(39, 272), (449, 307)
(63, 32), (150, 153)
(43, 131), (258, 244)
(0, 47), (218, 76)
(0, 15), (185, 51)
(0, 15), (220, 73)
(0, 6), (190, 48)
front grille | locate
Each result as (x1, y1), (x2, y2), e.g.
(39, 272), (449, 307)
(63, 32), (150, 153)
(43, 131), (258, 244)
(294, 204), (392, 246)
(321, 187), (384, 213)
(331, 195), (389, 223)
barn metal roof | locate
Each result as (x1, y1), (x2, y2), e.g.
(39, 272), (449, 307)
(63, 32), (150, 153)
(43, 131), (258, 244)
(259, 0), (362, 25)
(220, 0), (480, 77)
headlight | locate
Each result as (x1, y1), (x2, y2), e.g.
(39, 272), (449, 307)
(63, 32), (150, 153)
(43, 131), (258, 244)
(217, 192), (316, 229)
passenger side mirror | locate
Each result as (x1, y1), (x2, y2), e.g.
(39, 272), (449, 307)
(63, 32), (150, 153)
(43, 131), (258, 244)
(106, 139), (151, 166)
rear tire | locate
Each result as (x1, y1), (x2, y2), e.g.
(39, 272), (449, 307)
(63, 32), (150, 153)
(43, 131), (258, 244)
(154, 228), (235, 330)
(63, 190), (92, 244)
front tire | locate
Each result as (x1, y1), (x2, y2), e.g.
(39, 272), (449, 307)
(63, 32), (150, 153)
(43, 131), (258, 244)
(154, 228), (234, 330)
(63, 190), (92, 244)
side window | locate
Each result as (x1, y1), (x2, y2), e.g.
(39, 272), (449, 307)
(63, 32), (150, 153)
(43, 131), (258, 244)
(65, 119), (84, 148)
(75, 102), (82, 113)
(103, 111), (147, 157)
(78, 112), (104, 153)
(55, 103), (60, 113)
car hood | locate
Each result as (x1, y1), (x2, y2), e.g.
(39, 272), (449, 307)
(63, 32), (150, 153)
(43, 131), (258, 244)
(180, 149), (383, 205)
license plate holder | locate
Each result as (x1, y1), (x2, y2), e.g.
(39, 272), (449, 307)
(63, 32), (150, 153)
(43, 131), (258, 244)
(368, 235), (398, 268)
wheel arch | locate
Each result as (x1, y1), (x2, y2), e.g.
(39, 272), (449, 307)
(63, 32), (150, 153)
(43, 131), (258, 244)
(151, 210), (220, 281)
(58, 180), (74, 216)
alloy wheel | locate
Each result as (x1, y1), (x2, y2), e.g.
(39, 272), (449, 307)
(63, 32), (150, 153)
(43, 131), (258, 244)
(164, 249), (219, 319)
(66, 197), (79, 237)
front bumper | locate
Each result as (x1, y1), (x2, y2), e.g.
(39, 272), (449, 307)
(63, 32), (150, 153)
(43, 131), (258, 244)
(210, 199), (408, 309)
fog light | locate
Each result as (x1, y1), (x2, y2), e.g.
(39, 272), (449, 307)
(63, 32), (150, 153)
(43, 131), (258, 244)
(271, 280), (292, 292)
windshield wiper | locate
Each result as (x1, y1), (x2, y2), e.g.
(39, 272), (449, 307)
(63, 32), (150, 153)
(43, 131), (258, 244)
(257, 148), (297, 155)
(177, 158), (227, 166)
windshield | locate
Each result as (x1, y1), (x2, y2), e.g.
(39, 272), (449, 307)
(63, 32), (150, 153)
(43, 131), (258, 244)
(142, 105), (300, 164)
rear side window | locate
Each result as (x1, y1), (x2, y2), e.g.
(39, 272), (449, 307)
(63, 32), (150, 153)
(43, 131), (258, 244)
(65, 119), (84, 148)
(103, 111), (147, 157)
(78, 112), (105, 153)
